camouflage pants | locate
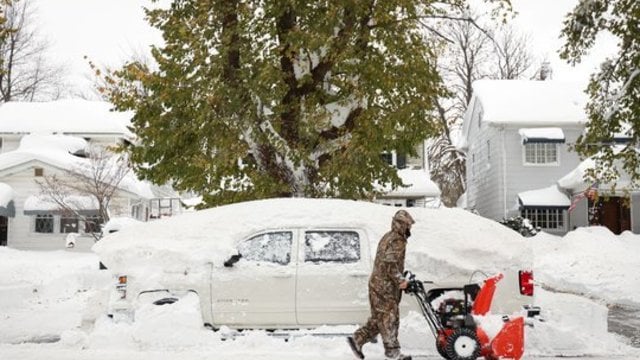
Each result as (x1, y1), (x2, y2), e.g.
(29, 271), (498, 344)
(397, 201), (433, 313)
(353, 289), (401, 357)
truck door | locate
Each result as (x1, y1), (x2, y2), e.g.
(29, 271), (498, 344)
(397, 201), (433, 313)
(211, 230), (297, 327)
(295, 229), (371, 325)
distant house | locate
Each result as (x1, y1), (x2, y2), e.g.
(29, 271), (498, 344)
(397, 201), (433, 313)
(0, 100), (182, 250)
(374, 145), (441, 208)
(459, 80), (639, 235)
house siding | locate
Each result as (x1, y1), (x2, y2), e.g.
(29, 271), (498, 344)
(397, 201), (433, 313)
(568, 196), (589, 231)
(1, 135), (21, 154)
(465, 99), (505, 220)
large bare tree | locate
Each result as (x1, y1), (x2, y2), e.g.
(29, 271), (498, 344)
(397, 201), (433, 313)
(492, 25), (534, 80)
(428, 15), (534, 207)
(36, 146), (131, 241)
(0, 0), (65, 102)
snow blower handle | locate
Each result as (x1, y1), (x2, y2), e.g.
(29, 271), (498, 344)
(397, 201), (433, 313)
(403, 270), (432, 294)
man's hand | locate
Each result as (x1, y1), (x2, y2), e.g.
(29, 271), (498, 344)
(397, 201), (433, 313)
(399, 280), (408, 290)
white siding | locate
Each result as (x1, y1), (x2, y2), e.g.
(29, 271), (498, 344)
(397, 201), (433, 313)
(0, 135), (21, 154)
(465, 98), (505, 220)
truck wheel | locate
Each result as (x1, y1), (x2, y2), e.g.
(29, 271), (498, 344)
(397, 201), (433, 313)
(445, 328), (481, 360)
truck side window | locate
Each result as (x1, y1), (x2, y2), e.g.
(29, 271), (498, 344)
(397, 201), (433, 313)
(304, 231), (360, 264)
(238, 231), (292, 265)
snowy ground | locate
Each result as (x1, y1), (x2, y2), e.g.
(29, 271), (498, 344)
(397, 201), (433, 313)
(1, 222), (639, 359)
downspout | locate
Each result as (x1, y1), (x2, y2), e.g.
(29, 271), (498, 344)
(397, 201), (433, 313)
(501, 126), (508, 218)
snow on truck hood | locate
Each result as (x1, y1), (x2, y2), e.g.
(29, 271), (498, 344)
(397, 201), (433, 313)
(93, 198), (531, 276)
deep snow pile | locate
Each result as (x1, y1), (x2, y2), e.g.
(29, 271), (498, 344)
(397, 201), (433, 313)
(1, 203), (640, 357)
(533, 226), (640, 305)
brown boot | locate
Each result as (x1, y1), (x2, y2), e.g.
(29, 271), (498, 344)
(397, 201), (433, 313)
(347, 336), (364, 359)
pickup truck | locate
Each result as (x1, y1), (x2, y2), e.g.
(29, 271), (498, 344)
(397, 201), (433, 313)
(94, 198), (537, 329)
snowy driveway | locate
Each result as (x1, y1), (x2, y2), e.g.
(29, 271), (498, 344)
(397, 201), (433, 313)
(0, 347), (637, 360)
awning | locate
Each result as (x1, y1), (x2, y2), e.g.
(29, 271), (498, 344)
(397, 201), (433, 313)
(0, 183), (16, 217)
(519, 127), (565, 144)
(518, 185), (570, 208)
(23, 195), (99, 216)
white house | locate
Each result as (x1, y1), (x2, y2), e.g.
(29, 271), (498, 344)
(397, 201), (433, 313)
(375, 143), (441, 208)
(0, 100), (181, 250)
(460, 79), (640, 235)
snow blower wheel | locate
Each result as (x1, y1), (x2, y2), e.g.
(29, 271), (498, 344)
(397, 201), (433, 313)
(436, 340), (450, 359)
(444, 328), (481, 360)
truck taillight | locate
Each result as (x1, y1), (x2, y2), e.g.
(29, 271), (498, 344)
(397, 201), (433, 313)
(519, 270), (534, 296)
(116, 275), (128, 299)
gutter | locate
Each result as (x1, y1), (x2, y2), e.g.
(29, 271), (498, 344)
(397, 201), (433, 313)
(501, 125), (508, 218)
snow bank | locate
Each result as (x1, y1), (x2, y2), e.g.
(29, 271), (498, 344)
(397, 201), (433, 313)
(533, 227), (640, 305)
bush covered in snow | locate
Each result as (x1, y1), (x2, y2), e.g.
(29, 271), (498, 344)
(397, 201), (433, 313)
(499, 216), (538, 237)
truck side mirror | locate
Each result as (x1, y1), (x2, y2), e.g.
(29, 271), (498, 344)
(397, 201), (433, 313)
(223, 254), (242, 267)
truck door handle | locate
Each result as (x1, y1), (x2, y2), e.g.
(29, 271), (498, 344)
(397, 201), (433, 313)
(273, 273), (293, 279)
(348, 272), (369, 278)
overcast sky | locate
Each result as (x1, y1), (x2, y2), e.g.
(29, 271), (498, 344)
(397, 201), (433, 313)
(30, 0), (616, 97)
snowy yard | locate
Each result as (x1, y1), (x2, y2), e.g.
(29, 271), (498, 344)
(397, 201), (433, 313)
(1, 205), (639, 359)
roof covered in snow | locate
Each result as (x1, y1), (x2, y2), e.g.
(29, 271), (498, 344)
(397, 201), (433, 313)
(381, 169), (440, 198)
(472, 80), (588, 125)
(0, 99), (134, 139)
(518, 185), (570, 207)
(518, 127), (565, 144)
(0, 134), (154, 199)
(557, 151), (637, 194)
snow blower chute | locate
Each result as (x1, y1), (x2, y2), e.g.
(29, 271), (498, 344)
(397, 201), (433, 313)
(404, 271), (525, 360)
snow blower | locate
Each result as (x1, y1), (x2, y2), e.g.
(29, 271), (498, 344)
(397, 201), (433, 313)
(404, 271), (525, 360)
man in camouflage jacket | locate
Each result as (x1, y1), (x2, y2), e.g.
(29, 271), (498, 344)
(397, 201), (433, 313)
(348, 210), (415, 360)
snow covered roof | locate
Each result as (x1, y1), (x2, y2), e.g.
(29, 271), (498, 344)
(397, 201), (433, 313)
(0, 135), (155, 199)
(472, 80), (588, 125)
(518, 185), (570, 208)
(0, 99), (134, 139)
(94, 198), (531, 277)
(379, 169), (440, 198)
(23, 195), (100, 215)
(518, 127), (565, 144)
(557, 151), (637, 193)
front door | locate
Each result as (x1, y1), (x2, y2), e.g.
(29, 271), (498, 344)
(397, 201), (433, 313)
(0, 216), (7, 246)
(590, 197), (631, 235)
(211, 230), (297, 327)
(296, 229), (371, 325)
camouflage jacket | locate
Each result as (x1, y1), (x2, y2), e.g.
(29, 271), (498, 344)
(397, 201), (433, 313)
(369, 220), (409, 302)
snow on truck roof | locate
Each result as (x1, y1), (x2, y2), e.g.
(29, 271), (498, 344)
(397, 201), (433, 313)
(93, 198), (531, 276)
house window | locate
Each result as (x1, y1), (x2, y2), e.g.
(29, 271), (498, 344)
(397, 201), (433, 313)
(35, 214), (54, 233)
(34, 167), (44, 177)
(523, 143), (558, 165)
(84, 215), (104, 233)
(380, 151), (407, 169)
(60, 215), (79, 233)
(522, 208), (564, 230)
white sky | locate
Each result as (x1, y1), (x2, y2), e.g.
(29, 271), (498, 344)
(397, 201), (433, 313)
(30, 0), (616, 96)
